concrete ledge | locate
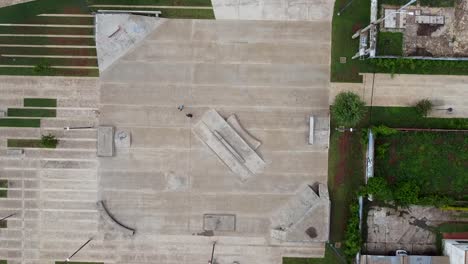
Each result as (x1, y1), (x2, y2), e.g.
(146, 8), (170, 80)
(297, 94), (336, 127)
(97, 200), (136, 236)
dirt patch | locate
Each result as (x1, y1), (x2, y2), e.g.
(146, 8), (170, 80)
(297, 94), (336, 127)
(334, 132), (351, 187)
(417, 24), (443, 36)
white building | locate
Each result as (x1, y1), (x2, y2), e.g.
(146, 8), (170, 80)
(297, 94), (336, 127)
(444, 239), (468, 264)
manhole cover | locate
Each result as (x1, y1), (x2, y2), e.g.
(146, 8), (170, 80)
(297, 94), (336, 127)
(340, 57), (347, 64)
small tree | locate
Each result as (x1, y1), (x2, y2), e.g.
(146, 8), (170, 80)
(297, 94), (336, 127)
(394, 181), (419, 205)
(332, 91), (366, 127)
(414, 99), (433, 117)
(33, 60), (54, 75)
(360, 177), (393, 201)
(40, 134), (58, 148)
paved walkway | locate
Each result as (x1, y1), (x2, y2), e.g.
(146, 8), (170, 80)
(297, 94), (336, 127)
(212, 0), (334, 21)
(0, 0), (33, 8)
(90, 4), (213, 9)
(330, 73), (468, 118)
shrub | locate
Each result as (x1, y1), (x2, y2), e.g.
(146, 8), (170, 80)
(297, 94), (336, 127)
(40, 134), (58, 148)
(394, 181), (420, 205)
(332, 91), (367, 127)
(360, 177), (393, 201)
(371, 125), (398, 137)
(33, 60), (54, 75)
(414, 99), (433, 117)
(343, 202), (362, 260)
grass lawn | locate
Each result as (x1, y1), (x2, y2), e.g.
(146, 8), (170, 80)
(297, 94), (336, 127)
(24, 98), (57, 107)
(8, 108), (56, 118)
(0, 260), (6, 264)
(438, 222), (468, 233)
(0, 36), (96, 46)
(7, 138), (58, 148)
(283, 244), (345, 264)
(374, 131), (468, 199)
(368, 107), (468, 129)
(377, 32), (403, 56)
(0, 220), (6, 228)
(330, 0), (370, 82)
(0, 180), (8, 198)
(0, 118), (40, 127)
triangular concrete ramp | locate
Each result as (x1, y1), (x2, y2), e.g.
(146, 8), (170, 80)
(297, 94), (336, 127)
(95, 13), (163, 73)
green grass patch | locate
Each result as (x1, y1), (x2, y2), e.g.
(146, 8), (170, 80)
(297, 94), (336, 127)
(0, 67), (99, 77)
(0, 47), (97, 56)
(437, 222), (468, 233)
(88, 0), (213, 6)
(0, 26), (94, 35)
(369, 106), (468, 129)
(0, 220), (7, 228)
(283, 244), (345, 264)
(377, 32), (403, 56)
(0, 118), (40, 127)
(0, 57), (98, 67)
(0, 180), (8, 198)
(328, 119), (366, 242)
(8, 108), (56, 118)
(374, 132), (468, 199)
(7, 139), (43, 148)
(159, 8), (214, 19)
(0, 36), (95, 46)
(24, 98), (57, 107)
(330, 0), (370, 82)
(0, 260), (6, 264)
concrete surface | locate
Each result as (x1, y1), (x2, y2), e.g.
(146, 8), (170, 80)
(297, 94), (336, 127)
(95, 14), (162, 72)
(0, 16), (332, 264)
(98, 18), (331, 263)
(212, 0), (334, 21)
(330, 74), (468, 118)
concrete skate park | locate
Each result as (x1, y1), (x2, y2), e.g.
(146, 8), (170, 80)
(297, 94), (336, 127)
(0, 3), (333, 264)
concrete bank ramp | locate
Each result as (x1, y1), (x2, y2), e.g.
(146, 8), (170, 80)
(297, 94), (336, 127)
(95, 13), (163, 72)
(270, 183), (330, 244)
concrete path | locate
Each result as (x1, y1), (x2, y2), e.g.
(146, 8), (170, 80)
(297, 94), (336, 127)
(38, 14), (94, 17)
(330, 73), (468, 118)
(0, 0), (34, 8)
(211, 0), (334, 21)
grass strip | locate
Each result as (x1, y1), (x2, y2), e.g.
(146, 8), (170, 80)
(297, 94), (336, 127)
(0, 220), (6, 228)
(24, 98), (57, 107)
(88, 0), (213, 6)
(283, 244), (345, 264)
(0, 180), (7, 198)
(0, 47), (97, 56)
(0, 0), (91, 24)
(25, 16), (95, 25)
(369, 106), (468, 129)
(0, 118), (40, 127)
(377, 32), (403, 56)
(0, 36), (95, 46)
(7, 139), (43, 148)
(0, 67), (99, 77)
(0, 26), (94, 35)
(0, 57), (98, 67)
(8, 108), (56, 117)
